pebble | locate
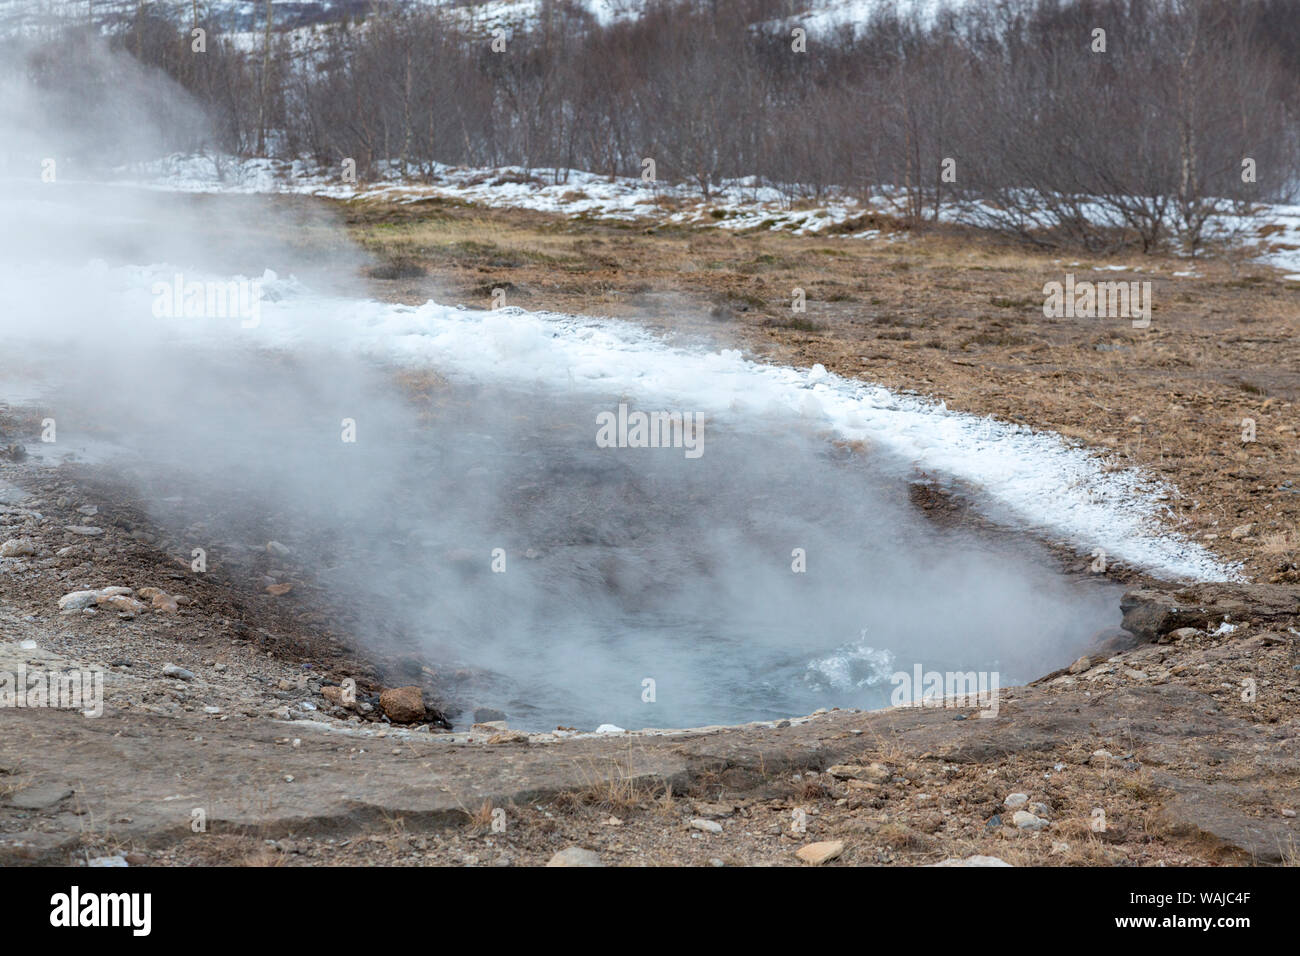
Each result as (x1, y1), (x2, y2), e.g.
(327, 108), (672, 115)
(162, 663), (195, 681)
(1012, 810), (1049, 830)
(0, 538), (37, 557)
(546, 846), (603, 867)
(795, 840), (844, 865)
(690, 818), (723, 834)
(1003, 793), (1029, 808)
(929, 855), (1011, 867)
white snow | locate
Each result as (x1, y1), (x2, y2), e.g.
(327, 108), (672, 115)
(27, 252), (1241, 584)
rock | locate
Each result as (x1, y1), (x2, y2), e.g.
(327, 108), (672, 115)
(149, 593), (178, 613)
(595, 723), (625, 734)
(162, 663), (195, 681)
(7, 784), (74, 810)
(96, 594), (145, 615)
(795, 840), (844, 864)
(826, 762), (890, 782)
(0, 538), (36, 557)
(57, 590), (104, 611)
(64, 526), (102, 536)
(379, 686), (425, 723)
(1161, 626), (1203, 645)
(1230, 523), (1254, 540)
(1121, 583), (1300, 642)
(1068, 655), (1091, 674)
(76, 505), (98, 517)
(473, 707), (507, 723)
(1003, 793), (1029, 808)
(86, 855), (128, 867)
(690, 818), (723, 834)
(1030, 802), (1052, 818)
(1012, 810), (1049, 830)
(266, 540), (291, 556)
(486, 730), (529, 744)
(321, 685), (356, 710)
(546, 846), (603, 867)
(265, 582), (293, 596)
(471, 720), (508, 733)
(929, 855), (1012, 867)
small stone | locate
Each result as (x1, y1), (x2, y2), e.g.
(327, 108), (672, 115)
(690, 818), (723, 834)
(1012, 810), (1049, 830)
(1030, 802), (1052, 818)
(379, 686), (425, 723)
(162, 663), (195, 681)
(8, 784), (74, 810)
(266, 541), (291, 556)
(97, 594), (146, 615)
(0, 538), (36, 557)
(795, 840), (844, 865)
(64, 526), (103, 536)
(1068, 656), (1090, 674)
(1230, 523), (1254, 539)
(546, 846), (603, 867)
(1282, 809), (1296, 818)
(929, 855), (1011, 867)
(1162, 627), (1202, 645)
(58, 589), (103, 610)
(826, 763), (890, 783)
(1003, 793), (1029, 808)
(149, 593), (178, 613)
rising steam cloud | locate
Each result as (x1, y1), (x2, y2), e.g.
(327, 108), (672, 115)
(0, 38), (1120, 731)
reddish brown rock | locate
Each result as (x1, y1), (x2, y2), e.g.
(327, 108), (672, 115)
(379, 686), (425, 723)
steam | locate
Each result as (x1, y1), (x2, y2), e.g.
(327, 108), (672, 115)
(0, 39), (1120, 731)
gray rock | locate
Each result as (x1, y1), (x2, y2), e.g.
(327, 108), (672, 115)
(0, 538), (36, 558)
(929, 855), (1012, 867)
(1012, 810), (1049, 830)
(1003, 792), (1029, 808)
(546, 846), (603, 867)
(8, 785), (74, 810)
(690, 818), (723, 834)
(162, 664), (195, 681)
(64, 526), (103, 536)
